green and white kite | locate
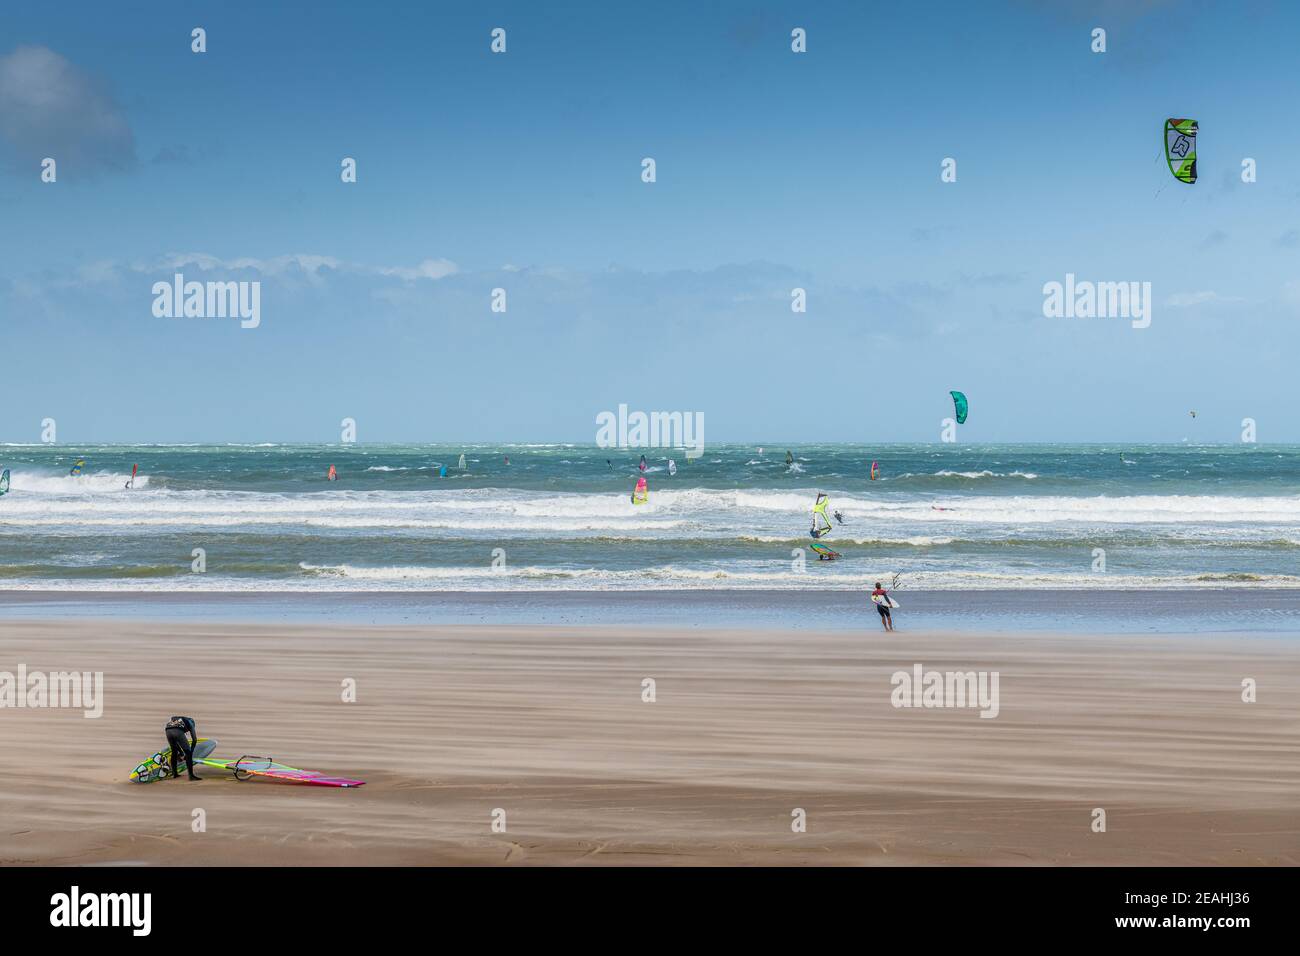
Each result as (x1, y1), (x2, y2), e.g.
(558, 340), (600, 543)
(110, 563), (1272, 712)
(1164, 118), (1198, 184)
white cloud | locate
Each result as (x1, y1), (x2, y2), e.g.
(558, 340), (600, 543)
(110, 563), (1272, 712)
(0, 46), (135, 172)
(1164, 290), (1245, 308)
(377, 258), (459, 281)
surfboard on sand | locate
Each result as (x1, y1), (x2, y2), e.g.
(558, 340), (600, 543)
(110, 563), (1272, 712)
(129, 738), (218, 783)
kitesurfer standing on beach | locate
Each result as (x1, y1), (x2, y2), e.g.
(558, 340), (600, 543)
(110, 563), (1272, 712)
(871, 582), (894, 633)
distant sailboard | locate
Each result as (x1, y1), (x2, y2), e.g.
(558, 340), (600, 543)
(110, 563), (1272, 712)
(631, 476), (649, 505)
(809, 542), (840, 561)
(668, 459), (677, 476)
(0, 469), (8, 497)
(125, 463), (138, 489)
(69, 458), (85, 477)
(810, 493), (832, 538)
(458, 453), (467, 470)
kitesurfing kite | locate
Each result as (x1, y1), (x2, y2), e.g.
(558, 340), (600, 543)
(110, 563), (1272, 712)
(810, 493), (832, 538)
(631, 475), (649, 505)
(0, 469), (9, 498)
(950, 391), (969, 425)
(1164, 118), (1198, 184)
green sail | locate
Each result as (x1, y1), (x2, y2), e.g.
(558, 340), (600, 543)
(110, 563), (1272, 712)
(1164, 118), (1197, 185)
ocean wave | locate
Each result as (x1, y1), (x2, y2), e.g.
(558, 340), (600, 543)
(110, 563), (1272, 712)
(2, 469), (151, 494)
(4, 486), (1300, 528)
(6, 567), (1300, 592)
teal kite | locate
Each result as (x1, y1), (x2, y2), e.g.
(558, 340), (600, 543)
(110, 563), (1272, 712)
(950, 391), (968, 425)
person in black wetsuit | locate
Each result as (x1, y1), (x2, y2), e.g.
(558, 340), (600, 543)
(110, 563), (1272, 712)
(164, 715), (201, 780)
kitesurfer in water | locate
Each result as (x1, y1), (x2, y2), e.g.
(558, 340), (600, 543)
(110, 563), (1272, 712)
(164, 715), (201, 780)
(871, 582), (894, 633)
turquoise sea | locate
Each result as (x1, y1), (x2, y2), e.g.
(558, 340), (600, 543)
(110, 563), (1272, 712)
(1, 443), (1297, 594)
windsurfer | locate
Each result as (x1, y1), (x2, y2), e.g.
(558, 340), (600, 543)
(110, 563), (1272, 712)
(164, 715), (201, 781)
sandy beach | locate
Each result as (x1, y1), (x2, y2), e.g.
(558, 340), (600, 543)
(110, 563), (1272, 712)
(1, 617), (1295, 866)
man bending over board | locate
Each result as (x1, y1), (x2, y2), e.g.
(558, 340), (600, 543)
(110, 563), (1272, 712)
(164, 715), (201, 781)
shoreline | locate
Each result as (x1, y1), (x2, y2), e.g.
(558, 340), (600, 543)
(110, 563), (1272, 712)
(1, 619), (1295, 866)
(3, 587), (1299, 633)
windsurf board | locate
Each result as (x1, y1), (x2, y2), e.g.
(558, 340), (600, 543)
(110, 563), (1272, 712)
(129, 737), (217, 783)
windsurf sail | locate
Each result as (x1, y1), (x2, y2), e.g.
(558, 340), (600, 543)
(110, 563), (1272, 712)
(668, 459), (677, 476)
(950, 391), (968, 425)
(631, 476), (649, 505)
(870, 460), (879, 480)
(458, 453), (467, 470)
(125, 463), (138, 489)
(1165, 118), (1197, 184)
(327, 464), (337, 481)
(810, 492), (832, 538)
(69, 458), (85, 477)
(785, 450), (794, 465)
(199, 755), (364, 788)
(639, 455), (647, 472)
(809, 542), (840, 560)
(0, 469), (8, 497)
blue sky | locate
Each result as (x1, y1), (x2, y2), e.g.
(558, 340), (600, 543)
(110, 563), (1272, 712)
(2, 0), (1298, 443)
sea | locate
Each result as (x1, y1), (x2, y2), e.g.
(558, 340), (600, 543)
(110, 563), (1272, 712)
(1, 443), (1296, 600)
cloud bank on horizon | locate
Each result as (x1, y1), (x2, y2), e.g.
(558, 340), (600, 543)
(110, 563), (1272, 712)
(2, 1), (1298, 443)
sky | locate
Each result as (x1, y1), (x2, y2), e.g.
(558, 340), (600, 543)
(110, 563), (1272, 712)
(1, 0), (1298, 444)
